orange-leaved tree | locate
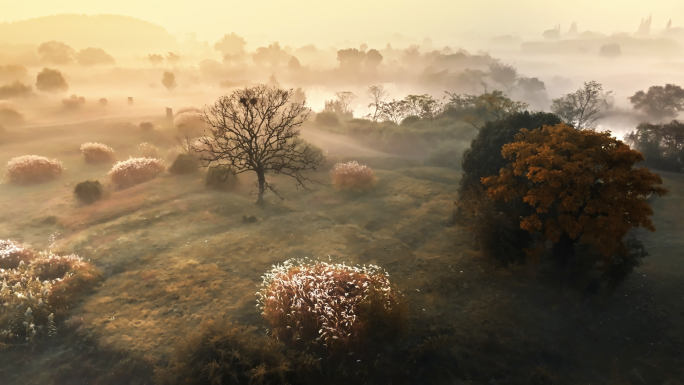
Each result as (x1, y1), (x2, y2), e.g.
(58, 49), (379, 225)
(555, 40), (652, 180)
(483, 123), (668, 265)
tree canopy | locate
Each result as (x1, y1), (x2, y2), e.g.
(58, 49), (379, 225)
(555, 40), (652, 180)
(483, 123), (668, 262)
(550, 81), (612, 130)
(628, 84), (684, 120)
(625, 120), (684, 172)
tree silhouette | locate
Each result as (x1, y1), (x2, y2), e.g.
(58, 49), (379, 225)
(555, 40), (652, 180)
(628, 84), (684, 120)
(550, 81), (612, 130)
(36, 68), (68, 93)
(162, 71), (176, 92)
(483, 123), (668, 264)
(196, 85), (325, 205)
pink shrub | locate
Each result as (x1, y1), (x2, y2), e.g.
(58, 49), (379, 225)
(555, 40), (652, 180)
(137, 142), (160, 158)
(5, 155), (63, 184)
(108, 157), (165, 189)
(331, 161), (376, 191)
(80, 142), (115, 163)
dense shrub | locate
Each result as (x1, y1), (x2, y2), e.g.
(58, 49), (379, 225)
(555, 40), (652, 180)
(173, 111), (206, 137)
(139, 121), (154, 131)
(98, 98), (108, 106)
(205, 165), (238, 190)
(0, 247), (102, 346)
(80, 142), (115, 163)
(257, 259), (406, 354)
(74, 180), (104, 204)
(331, 161), (376, 191)
(315, 110), (340, 127)
(168, 153), (199, 174)
(5, 155), (63, 184)
(137, 142), (160, 158)
(62, 94), (85, 110)
(108, 157), (165, 189)
(153, 318), (321, 385)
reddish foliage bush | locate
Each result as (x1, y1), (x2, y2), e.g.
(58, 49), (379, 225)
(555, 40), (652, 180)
(5, 155), (63, 184)
(331, 161), (376, 191)
(108, 157), (165, 189)
(80, 142), (115, 163)
(257, 259), (406, 353)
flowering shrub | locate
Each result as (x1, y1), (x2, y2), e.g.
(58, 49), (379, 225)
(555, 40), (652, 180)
(257, 259), (406, 353)
(331, 161), (376, 191)
(137, 142), (160, 158)
(5, 155), (63, 184)
(108, 157), (165, 189)
(0, 245), (102, 345)
(0, 239), (34, 269)
(80, 142), (115, 163)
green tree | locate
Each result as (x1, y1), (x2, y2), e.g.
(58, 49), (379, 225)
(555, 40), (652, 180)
(628, 84), (684, 120)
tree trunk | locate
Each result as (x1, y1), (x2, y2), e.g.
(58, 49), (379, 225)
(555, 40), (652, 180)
(256, 169), (266, 206)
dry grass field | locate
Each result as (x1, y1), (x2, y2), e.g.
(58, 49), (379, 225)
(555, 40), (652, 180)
(0, 118), (683, 384)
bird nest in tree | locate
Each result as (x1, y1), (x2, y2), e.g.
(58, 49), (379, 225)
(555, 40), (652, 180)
(257, 259), (406, 353)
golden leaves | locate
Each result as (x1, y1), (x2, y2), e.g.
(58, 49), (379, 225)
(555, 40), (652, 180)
(484, 123), (668, 258)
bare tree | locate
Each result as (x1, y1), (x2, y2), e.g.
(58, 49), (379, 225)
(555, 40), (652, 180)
(366, 85), (388, 121)
(378, 99), (409, 124)
(196, 85), (325, 205)
(551, 81), (612, 130)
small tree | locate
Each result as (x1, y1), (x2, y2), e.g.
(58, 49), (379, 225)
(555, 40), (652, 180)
(36, 68), (68, 93)
(483, 123), (667, 266)
(366, 85), (388, 122)
(624, 120), (684, 172)
(214, 32), (247, 64)
(162, 71), (176, 92)
(488, 62), (518, 92)
(444, 90), (529, 128)
(196, 85), (325, 205)
(324, 91), (356, 120)
(628, 84), (684, 120)
(550, 81), (612, 130)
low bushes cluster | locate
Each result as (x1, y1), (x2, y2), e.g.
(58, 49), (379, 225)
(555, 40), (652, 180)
(62, 95), (86, 110)
(257, 259), (406, 353)
(5, 155), (63, 184)
(108, 157), (165, 189)
(139, 122), (154, 131)
(80, 142), (115, 163)
(74, 180), (104, 204)
(331, 161), (376, 191)
(138, 142), (160, 158)
(0, 102), (24, 127)
(205, 165), (238, 190)
(0, 241), (102, 347)
(153, 318), (321, 385)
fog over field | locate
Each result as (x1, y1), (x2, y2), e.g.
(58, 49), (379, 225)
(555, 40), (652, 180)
(1, 3), (684, 384)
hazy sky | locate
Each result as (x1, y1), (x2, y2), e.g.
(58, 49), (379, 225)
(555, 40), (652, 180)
(1, 0), (682, 43)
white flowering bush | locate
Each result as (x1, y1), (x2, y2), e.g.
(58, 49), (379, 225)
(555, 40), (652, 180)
(0, 239), (34, 269)
(137, 142), (160, 159)
(108, 157), (165, 189)
(0, 244), (102, 345)
(5, 155), (63, 184)
(331, 161), (376, 192)
(80, 142), (115, 163)
(257, 258), (406, 352)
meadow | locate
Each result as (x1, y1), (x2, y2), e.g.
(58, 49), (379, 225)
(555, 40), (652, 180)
(0, 116), (683, 384)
